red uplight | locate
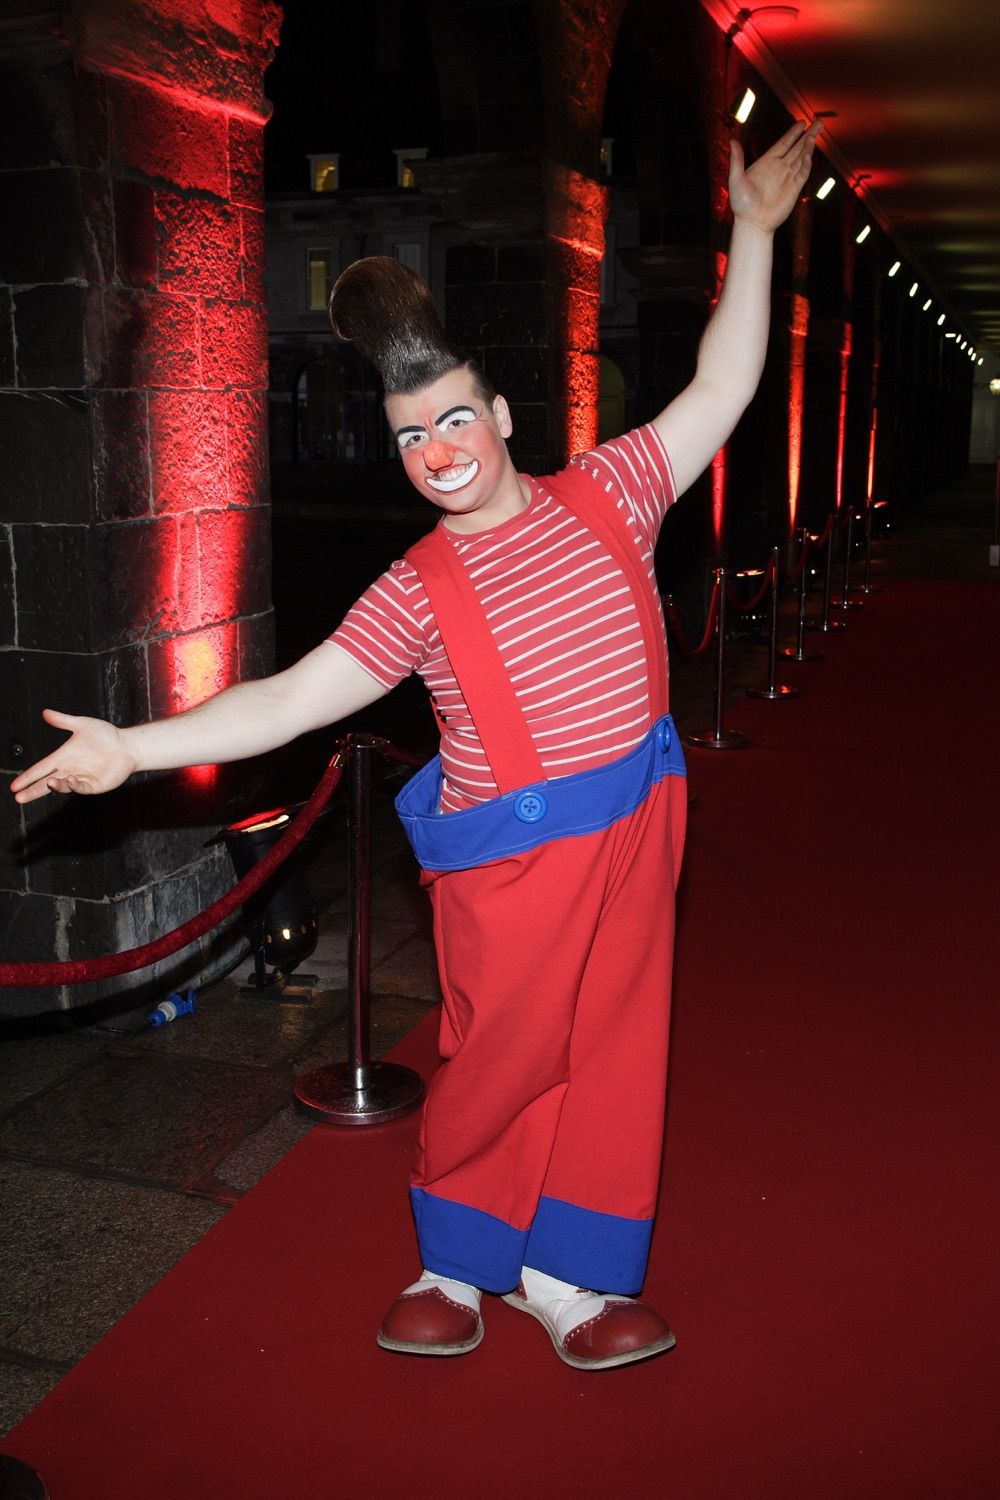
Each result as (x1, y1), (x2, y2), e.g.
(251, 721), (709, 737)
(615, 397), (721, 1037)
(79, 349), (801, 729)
(788, 291), (810, 530)
(548, 168), (607, 458)
(834, 324), (854, 511)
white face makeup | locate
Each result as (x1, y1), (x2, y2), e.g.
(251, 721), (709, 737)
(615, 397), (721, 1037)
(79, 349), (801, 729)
(385, 368), (528, 533)
(395, 403), (485, 493)
(425, 460), (481, 493)
(394, 403), (482, 452)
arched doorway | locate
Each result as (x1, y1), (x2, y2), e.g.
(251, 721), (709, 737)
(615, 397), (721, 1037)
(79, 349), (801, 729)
(291, 348), (389, 463)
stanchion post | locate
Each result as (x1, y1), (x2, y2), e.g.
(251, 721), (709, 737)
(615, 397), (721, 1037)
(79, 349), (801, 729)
(834, 507), (861, 609)
(294, 735), (424, 1125)
(747, 548), (799, 700)
(686, 568), (750, 749)
(346, 733), (373, 1089)
(814, 515), (845, 633)
(860, 500), (881, 594)
(782, 528), (823, 662)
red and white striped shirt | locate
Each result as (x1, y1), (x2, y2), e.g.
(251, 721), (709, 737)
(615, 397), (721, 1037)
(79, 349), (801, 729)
(328, 425), (676, 812)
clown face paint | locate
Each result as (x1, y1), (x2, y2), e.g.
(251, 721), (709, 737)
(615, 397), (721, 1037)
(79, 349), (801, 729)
(385, 367), (529, 533)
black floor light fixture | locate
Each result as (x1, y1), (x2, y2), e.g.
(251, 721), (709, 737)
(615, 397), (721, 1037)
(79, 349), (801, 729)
(215, 807), (321, 1000)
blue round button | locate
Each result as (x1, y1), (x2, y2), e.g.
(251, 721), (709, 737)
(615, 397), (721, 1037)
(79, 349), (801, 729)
(513, 791), (548, 823)
(657, 719), (672, 752)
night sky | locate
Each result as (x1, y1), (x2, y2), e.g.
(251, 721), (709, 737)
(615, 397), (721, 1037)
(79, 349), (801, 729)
(263, 0), (442, 194)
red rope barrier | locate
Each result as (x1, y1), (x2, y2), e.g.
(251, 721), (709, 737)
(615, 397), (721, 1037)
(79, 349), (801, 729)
(813, 513), (836, 548)
(725, 557), (775, 614)
(1, 751), (346, 989)
(783, 532), (812, 583)
(380, 742), (428, 771)
(663, 576), (722, 659)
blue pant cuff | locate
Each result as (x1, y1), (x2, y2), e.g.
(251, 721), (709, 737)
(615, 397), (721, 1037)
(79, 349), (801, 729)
(410, 1186), (529, 1292)
(523, 1196), (653, 1294)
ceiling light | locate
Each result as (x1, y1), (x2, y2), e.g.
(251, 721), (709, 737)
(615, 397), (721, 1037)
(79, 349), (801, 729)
(908, 283), (918, 298)
(937, 315), (945, 327)
(816, 177), (835, 200)
(922, 299), (932, 312)
(888, 261), (901, 277)
(855, 225), (871, 245)
(733, 88), (756, 123)
(945, 332), (957, 339)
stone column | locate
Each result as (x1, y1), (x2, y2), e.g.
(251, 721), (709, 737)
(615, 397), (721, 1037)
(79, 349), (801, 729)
(533, 0), (628, 460)
(786, 196), (813, 534)
(425, 0), (625, 469)
(0, 0), (280, 1018)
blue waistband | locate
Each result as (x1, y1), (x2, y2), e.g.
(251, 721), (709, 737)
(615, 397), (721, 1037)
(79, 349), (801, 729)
(395, 713), (685, 872)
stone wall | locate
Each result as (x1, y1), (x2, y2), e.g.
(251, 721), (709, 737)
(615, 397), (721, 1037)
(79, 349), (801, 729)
(0, 0), (279, 1019)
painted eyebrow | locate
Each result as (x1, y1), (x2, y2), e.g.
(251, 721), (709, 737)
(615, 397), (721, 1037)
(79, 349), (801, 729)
(394, 423), (428, 438)
(435, 404), (477, 424)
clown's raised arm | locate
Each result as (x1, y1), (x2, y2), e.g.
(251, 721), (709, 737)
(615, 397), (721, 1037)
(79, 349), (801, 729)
(653, 119), (821, 499)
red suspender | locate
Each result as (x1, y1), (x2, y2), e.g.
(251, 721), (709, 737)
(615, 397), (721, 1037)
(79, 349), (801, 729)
(544, 473), (669, 721)
(405, 469), (669, 794)
(406, 528), (546, 795)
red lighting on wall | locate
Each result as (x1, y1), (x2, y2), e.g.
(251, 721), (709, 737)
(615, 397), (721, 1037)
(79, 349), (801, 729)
(788, 292), (810, 530)
(866, 409), (878, 503)
(834, 323), (853, 511)
(150, 625), (240, 787)
(711, 452), (727, 550)
(546, 167), (608, 457)
(172, 632), (230, 710)
(787, 200), (813, 532)
(711, 249), (728, 548)
(100, 54), (270, 777)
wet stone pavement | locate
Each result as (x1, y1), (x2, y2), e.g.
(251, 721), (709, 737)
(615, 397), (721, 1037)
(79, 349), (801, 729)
(2, 463), (991, 1436)
(0, 763), (441, 1435)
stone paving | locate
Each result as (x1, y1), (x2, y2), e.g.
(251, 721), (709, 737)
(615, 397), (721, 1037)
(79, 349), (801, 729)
(1, 465), (994, 1436)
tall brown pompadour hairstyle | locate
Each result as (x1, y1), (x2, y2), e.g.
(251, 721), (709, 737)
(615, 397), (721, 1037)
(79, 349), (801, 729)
(328, 255), (495, 401)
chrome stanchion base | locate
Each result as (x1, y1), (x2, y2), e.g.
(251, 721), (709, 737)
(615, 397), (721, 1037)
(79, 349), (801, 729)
(294, 1058), (424, 1125)
(831, 597), (862, 609)
(805, 618), (846, 632)
(781, 646), (823, 661)
(684, 728), (750, 750)
(746, 683), (799, 700)
(859, 584), (883, 595)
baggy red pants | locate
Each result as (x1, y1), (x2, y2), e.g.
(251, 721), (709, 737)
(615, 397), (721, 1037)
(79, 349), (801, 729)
(409, 764), (686, 1293)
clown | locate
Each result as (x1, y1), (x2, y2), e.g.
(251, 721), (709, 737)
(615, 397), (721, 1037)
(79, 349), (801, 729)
(12, 120), (820, 1370)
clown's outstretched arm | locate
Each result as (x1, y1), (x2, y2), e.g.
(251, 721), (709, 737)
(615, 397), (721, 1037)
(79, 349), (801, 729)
(653, 119), (821, 498)
(9, 643), (388, 804)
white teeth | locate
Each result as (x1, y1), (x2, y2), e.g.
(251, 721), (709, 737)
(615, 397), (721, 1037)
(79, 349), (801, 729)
(426, 460), (480, 493)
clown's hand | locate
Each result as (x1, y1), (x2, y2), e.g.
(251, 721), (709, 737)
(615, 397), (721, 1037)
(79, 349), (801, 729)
(10, 709), (139, 803)
(729, 119), (822, 235)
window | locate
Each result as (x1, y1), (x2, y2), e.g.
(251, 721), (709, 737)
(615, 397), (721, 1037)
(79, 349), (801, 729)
(308, 154), (340, 193)
(393, 243), (422, 277)
(393, 147), (427, 189)
(307, 248), (335, 311)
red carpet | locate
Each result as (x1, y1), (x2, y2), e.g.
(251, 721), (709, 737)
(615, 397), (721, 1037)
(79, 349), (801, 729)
(4, 578), (998, 1499)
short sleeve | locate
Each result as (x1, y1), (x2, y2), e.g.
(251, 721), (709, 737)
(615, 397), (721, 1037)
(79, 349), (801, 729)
(567, 425), (677, 548)
(327, 559), (431, 691)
